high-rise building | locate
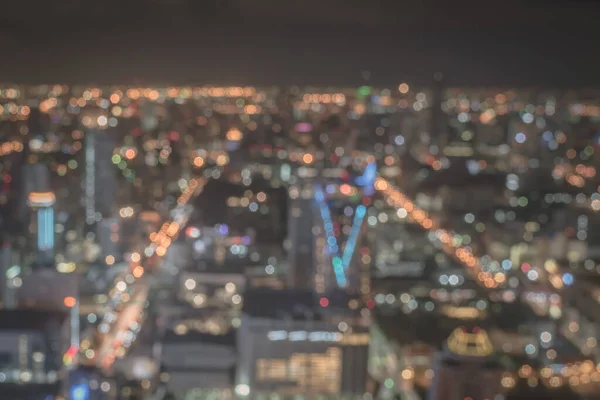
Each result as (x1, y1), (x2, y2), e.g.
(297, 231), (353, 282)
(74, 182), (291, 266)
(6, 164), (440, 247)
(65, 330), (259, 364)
(84, 128), (117, 229)
(96, 217), (120, 263)
(18, 163), (51, 224)
(27, 191), (56, 266)
(0, 309), (69, 398)
(287, 194), (315, 290)
(428, 327), (502, 400)
(95, 131), (117, 218)
(0, 242), (17, 309)
(431, 72), (447, 148)
(160, 330), (236, 394)
(236, 289), (370, 398)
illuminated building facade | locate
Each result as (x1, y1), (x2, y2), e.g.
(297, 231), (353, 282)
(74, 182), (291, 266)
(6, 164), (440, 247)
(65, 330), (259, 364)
(236, 289), (369, 397)
(428, 327), (502, 400)
(27, 192), (56, 266)
(0, 309), (69, 397)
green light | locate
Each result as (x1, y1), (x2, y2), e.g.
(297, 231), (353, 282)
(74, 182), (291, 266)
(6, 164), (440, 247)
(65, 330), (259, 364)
(112, 154), (121, 164)
(518, 197), (528, 207)
(358, 86), (372, 97)
(118, 160), (127, 169)
(6, 265), (20, 279)
(67, 159), (78, 169)
(384, 378), (394, 389)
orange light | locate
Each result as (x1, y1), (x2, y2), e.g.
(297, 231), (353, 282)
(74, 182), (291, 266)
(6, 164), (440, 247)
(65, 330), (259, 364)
(132, 266), (144, 278)
(156, 246), (166, 257)
(193, 156), (205, 167)
(125, 148), (136, 160)
(302, 153), (313, 164)
(64, 296), (77, 308)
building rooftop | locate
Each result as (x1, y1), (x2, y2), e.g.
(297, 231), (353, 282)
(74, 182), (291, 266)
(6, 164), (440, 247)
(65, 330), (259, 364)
(0, 308), (68, 331)
(242, 288), (317, 320)
(163, 329), (236, 347)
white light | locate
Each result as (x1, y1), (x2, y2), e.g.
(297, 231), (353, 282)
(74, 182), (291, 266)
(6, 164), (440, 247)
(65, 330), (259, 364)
(527, 270), (539, 281)
(268, 331), (287, 341)
(184, 279), (196, 290)
(540, 331), (552, 343)
(448, 275), (459, 285)
(225, 282), (236, 293)
(235, 384), (250, 396)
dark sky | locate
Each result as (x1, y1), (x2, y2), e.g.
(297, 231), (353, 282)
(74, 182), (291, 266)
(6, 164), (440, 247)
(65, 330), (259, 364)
(1, 0), (599, 86)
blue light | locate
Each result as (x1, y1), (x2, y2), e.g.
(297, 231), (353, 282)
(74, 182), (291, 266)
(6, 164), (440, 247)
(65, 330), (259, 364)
(341, 205), (367, 271)
(355, 162), (377, 196)
(37, 207), (54, 251)
(332, 257), (346, 287)
(562, 273), (574, 286)
(218, 224), (229, 236)
(70, 383), (89, 400)
(314, 184), (347, 287)
(313, 185), (369, 288)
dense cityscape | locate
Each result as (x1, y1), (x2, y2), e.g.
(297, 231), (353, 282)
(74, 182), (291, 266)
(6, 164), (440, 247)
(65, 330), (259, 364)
(2, 79), (600, 400)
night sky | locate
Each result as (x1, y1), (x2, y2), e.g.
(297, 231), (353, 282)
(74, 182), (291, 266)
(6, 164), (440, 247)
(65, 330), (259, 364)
(1, 0), (599, 86)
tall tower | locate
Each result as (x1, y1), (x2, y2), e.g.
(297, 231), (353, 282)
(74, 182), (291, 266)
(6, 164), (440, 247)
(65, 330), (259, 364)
(84, 128), (96, 229)
(27, 191), (56, 267)
(431, 72), (447, 149)
(84, 128), (117, 230)
(287, 182), (315, 290)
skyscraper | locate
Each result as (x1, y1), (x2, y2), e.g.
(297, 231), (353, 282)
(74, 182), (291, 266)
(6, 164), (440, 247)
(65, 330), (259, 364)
(84, 128), (117, 230)
(287, 192), (315, 290)
(27, 191), (56, 266)
(428, 327), (502, 400)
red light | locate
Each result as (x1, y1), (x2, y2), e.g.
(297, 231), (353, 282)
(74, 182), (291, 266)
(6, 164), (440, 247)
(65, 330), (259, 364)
(366, 299), (375, 309)
(319, 297), (329, 307)
(168, 131), (180, 141)
(65, 345), (78, 358)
